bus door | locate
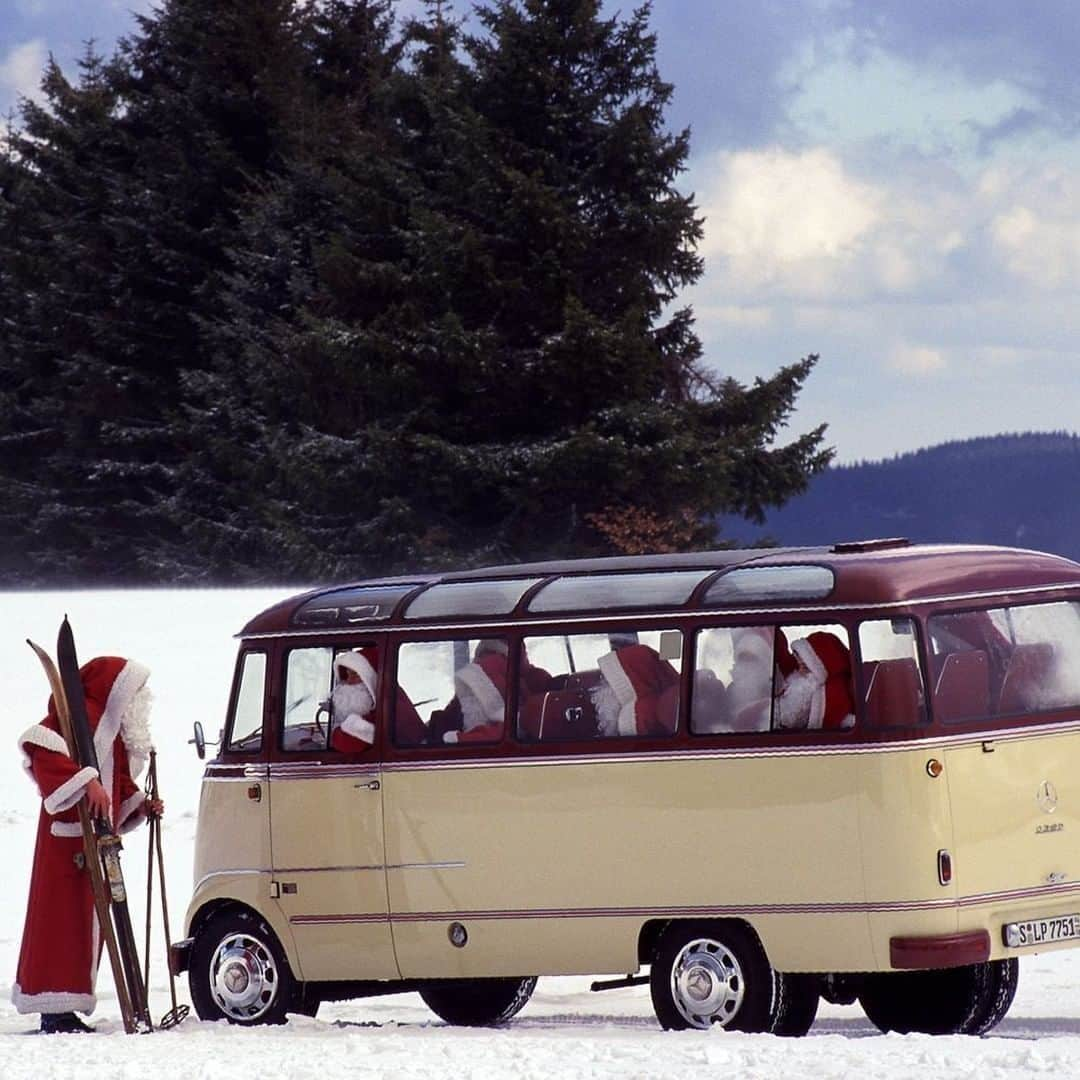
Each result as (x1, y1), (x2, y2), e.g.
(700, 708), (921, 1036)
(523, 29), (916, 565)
(267, 645), (397, 981)
(932, 604), (1080, 903)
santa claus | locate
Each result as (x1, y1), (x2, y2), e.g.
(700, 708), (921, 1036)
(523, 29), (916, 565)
(329, 648), (379, 752)
(593, 642), (680, 738)
(443, 640), (509, 744)
(13, 656), (158, 1033)
(774, 632), (855, 731)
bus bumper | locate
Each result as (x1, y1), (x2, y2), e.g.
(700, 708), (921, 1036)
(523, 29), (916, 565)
(889, 929), (990, 970)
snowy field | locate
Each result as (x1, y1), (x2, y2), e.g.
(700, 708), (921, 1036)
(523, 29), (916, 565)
(2, 589), (1080, 1078)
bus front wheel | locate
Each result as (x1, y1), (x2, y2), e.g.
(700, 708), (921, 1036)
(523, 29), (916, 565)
(189, 908), (304, 1025)
(650, 920), (775, 1032)
(858, 958), (1018, 1035)
(420, 976), (537, 1026)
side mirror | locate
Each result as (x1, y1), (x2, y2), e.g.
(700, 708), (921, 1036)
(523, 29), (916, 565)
(190, 721), (206, 760)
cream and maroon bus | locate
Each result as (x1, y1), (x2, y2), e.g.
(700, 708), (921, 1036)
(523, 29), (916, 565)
(174, 539), (1080, 1035)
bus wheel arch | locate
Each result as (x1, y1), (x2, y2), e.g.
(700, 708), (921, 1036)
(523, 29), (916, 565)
(189, 904), (315, 1025)
(649, 918), (775, 1033)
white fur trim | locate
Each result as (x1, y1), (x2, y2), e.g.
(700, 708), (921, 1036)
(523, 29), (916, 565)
(339, 714), (375, 745)
(95, 660), (151, 783)
(11, 984), (95, 1016)
(792, 638), (827, 684)
(335, 652), (378, 702)
(474, 639), (508, 658)
(455, 663), (504, 724)
(49, 821), (84, 838)
(19, 723), (71, 777)
(597, 652), (639, 736)
(806, 686), (826, 729)
(442, 730), (460, 744)
(117, 790), (147, 834)
(43, 766), (99, 816)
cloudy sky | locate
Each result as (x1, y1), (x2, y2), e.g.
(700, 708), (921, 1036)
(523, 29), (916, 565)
(2, 1), (1077, 463)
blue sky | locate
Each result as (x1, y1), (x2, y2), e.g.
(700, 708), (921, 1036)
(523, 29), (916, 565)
(2, 1), (1077, 463)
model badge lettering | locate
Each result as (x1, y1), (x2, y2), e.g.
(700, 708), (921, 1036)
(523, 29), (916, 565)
(1036, 823), (1065, 835)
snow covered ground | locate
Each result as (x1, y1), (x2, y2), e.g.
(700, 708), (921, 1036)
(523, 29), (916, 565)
(2, 589), (1080, 1078)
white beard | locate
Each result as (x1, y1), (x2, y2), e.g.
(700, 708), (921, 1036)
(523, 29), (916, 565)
(591, 684), (622, 737)
(333, 681), (374, 720)
(120, 685), (154, 759)
(774, 670), (818, 730)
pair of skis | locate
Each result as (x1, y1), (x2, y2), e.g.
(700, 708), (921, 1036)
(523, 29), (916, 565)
(28, 618), (152, 1034)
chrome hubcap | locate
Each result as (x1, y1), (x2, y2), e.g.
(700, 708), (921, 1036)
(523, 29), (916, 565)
(210, 932), (279, 1021)
(670, 937), (744, 1028)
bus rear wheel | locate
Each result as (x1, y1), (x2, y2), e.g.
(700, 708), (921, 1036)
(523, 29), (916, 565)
(420, 976), (537, 1026)
(650, 920), (774, 1032)
(858, 959), (1018, 1035)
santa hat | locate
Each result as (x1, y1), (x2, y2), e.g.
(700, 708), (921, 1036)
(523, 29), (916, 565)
(455, 651), (507, 728)
(81, 656), (152, 783)
(335, 647), (378, 703)
(791, 633), (849, 684)
(790, 632), (854, 730)
(473, 638), (508, 660)
(732, 626), (773, 665)
(597, 643), (680, 737)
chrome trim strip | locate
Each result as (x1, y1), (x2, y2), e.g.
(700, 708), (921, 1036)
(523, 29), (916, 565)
(387, 861), (466, 871)
(192, 868), (270, 893)
(275, 864), (385, 874)
(289, 879), (1080, 927)
(239, 580), (1080, 640)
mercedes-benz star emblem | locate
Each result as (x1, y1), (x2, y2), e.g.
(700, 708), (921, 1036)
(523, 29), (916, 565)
(1037, 780), (1059, 814)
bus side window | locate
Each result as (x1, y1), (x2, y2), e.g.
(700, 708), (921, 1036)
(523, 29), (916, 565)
(282, 647), (334, 751)
(518, 631), (680, 742)
(396, 638), (510, 747)
(858, 619), (927, 728)
(226, 651), (267, 753)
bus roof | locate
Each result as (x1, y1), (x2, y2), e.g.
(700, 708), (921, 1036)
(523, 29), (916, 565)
(238, 540), (1080, 636)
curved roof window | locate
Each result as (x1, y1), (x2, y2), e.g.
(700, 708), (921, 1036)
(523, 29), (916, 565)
(292, 584), (422, 627)
(405, 578), (543, 620)
(528, 570), (712, 613)
(704, 565), (835, 605)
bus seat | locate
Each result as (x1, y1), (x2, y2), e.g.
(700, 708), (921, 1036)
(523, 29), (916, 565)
(565, 669), (604, 692)
(933, 650), (989, 723)
(520, 689), (598, 742)
(997, 642), (1056, 714)
(863, 657), (924, 727)
(394, 690), (428, 747)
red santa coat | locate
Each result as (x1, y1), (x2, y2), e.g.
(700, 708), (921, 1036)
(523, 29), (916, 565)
(596, 644), (681, 737)
(789, 632), (855, 730)
(12, 656), (151, 1016)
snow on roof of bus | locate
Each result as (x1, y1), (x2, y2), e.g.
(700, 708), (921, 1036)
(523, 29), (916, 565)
(236, 541), (1080, 636)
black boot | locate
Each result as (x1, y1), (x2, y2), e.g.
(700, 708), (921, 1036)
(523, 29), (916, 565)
(39, 1012), (93, 1034)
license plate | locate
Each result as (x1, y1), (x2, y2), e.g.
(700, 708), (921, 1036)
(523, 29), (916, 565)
(1003, 913), (1080, 948)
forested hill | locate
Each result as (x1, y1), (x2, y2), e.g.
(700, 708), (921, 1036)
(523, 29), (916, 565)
(720, 432), (1080, 560)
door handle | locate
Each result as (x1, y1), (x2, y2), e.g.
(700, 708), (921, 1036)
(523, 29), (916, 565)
(354, 779), (381, 791)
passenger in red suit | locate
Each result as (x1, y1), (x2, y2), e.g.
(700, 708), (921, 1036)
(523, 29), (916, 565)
(775, 632), (855, 731)
(13, 656), (161, 1034)
(329, 648), (426, 751)
(593, 642), (681, 737)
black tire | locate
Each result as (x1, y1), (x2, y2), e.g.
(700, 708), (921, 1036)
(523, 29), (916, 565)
(960, 958), (1018, 1035)
(859, 960), (1016, 1036)
(772, 973), (820, 1037)
(420, 976), (537, 1026)
(650, 920), (775, 1032)
(189, 908), (301, 1025)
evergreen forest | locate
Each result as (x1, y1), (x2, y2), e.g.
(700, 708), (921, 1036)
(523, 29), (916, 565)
(0, 0), (832, 586)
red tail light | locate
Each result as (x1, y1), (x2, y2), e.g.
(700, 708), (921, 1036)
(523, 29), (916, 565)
(938, 849), (953, 886)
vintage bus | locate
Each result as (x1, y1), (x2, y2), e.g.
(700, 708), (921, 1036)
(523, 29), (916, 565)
(174, 539), (1080, 1036)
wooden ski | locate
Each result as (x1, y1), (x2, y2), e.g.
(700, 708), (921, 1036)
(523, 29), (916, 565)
(27, 627), (151, 1033)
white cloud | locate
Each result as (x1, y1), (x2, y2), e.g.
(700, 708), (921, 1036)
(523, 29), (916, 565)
(699, 147), (880, 268)
(0, 39), (46, 105)
(888, 344), (948, 376)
